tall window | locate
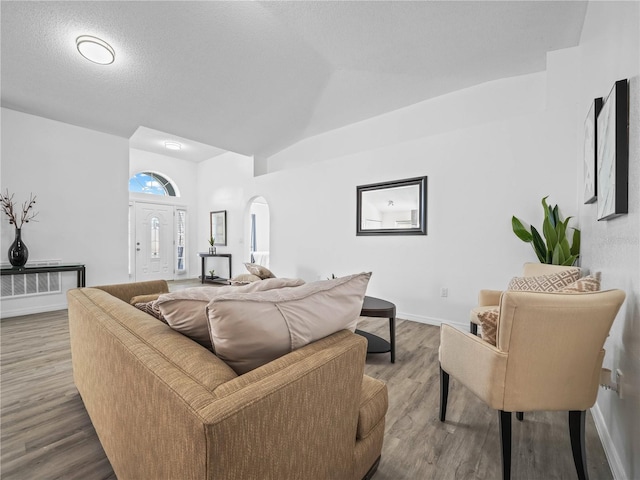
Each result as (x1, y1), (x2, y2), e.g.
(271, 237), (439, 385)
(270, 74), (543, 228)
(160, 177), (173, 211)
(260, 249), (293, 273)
(150, 217), (160, 258)
(129, 172), (177, 196)
(176, 209), (186, 273)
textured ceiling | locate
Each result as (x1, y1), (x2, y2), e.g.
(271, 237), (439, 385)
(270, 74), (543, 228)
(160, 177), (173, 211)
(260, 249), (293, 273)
(1, 1), (587, 160)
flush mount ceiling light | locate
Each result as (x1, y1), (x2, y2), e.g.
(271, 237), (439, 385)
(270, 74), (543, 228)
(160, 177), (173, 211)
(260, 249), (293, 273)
(76, 35), (115, 65)
(164, 142), (182, 151)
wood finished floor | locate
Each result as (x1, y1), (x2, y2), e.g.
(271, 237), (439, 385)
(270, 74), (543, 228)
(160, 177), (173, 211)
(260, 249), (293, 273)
(1, 288), (613, 479)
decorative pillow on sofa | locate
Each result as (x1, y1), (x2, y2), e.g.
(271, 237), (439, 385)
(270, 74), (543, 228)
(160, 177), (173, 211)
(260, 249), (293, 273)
(155, 278), (305, 350)
(507, 269), (580, 292)
(555, 273), (601, 293)
(244, 263), (276, 279)
(230, 273), (262, 286)
(206, 272), (371, 374)
(478, 308), (499, 346)
(133, 301), (166, 323)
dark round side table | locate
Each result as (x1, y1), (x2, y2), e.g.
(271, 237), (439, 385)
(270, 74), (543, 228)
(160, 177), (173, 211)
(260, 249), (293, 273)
(355, 296), (396, 363)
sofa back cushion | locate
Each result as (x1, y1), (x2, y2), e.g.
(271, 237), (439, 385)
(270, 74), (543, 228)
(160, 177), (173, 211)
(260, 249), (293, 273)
(156, 278), (305, 349)
(207, 272), (371, 374)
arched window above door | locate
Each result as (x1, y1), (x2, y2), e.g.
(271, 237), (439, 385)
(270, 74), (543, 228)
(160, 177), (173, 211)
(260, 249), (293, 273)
(129, 172), (178, 196)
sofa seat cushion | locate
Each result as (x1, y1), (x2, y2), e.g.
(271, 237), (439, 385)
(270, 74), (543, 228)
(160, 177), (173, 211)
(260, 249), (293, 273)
(357, 375), (388, 440)
(155, 278), (305, 350)
(207, 272), (371, 374)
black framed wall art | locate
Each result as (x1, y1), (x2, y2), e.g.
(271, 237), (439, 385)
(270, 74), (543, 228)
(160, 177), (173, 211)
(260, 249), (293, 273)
(597, 79), (629, 220)
(583, 97), (602, 204)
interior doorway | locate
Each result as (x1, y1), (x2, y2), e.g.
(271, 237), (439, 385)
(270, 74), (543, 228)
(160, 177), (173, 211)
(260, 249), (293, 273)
(248, 196), (270, 268)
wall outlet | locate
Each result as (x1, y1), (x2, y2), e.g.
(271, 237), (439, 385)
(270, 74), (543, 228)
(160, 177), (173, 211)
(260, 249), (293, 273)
(440, 287), (448, 298)
(616, 369), (623, 399)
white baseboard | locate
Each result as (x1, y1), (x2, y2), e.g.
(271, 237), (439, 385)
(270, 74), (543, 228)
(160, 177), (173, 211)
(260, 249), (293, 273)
(0, 303), (68, 319)
(591, 401), (626, 480)
(397, 311), (468, 331)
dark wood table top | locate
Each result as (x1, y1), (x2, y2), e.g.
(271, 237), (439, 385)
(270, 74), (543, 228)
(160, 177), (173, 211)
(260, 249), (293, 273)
(361, 295), (396, 318)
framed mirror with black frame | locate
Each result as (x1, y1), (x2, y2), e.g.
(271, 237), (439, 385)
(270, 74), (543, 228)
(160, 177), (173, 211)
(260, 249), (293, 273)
(356, 176), (427, 236)
(210, 210), (227, 246)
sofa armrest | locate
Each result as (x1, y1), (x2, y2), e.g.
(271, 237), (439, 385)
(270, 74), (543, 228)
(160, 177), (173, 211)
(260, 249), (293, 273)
(478, 289), (502, 306)
(357, 375), (387, 440)
(201, 330), (374, 479)
(92, 280), (169, 303)
(439, 324), (508, 410)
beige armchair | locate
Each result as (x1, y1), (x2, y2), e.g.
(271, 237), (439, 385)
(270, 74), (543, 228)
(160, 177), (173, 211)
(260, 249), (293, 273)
(469, 262), (580, 335)
(441, 289), (625, 480)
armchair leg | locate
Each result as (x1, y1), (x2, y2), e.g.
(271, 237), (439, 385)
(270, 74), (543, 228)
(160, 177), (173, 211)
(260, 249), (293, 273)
(470, 322), (478, 335)
(499, 410), (512, 480)
(569, 410), (589, 480)
(439, 365), (449, 422)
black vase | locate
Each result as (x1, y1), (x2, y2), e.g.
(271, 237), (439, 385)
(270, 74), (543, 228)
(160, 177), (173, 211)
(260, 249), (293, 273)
(8, 228), (29, 267)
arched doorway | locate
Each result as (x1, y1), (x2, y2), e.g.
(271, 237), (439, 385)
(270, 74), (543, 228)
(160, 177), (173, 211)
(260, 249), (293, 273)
(247, 196), (270, 268)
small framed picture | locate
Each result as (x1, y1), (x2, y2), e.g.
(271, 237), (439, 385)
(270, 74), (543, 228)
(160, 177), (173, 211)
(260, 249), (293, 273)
(583, 97), (602, 204)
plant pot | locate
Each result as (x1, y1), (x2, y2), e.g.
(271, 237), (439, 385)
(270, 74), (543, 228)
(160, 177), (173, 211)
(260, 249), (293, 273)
(209, 247), (216, 254)
(8, 228), (29, 267)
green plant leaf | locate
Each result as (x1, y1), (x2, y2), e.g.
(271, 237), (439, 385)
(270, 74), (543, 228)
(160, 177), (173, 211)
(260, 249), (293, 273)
(542, 196), (557, 228)
(556, 220), (567, 243)
(512, 216), (533, 242)
(531, 226), (547, 263)
(543, 216), (557, 251)
(552, 205), (560, 226)
(570, 229), (581, 257)
(560, 236), (571, 259)
(562, 255), (577, 266)
(552, 243), (565, 265)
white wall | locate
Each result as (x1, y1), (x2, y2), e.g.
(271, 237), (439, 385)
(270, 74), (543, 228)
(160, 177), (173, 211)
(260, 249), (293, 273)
(129, 148), (198, 279)
(196, 151), (254, 280)
(1, 108), (129, 317)
(198, 69), (578, 328)
(241, 70), (578, 329)
(576, 2), (640, 479)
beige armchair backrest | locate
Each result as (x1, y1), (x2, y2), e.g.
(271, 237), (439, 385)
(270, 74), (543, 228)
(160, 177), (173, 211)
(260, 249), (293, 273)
(496, 289), (625, 412)
(521, 262), (580, 277)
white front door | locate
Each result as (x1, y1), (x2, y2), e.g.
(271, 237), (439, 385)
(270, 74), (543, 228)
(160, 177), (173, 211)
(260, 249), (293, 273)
(135, 203), (174, 281)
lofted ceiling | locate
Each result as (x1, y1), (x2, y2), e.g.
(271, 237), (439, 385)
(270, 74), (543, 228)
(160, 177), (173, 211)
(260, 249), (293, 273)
(1, 1), (588, 161)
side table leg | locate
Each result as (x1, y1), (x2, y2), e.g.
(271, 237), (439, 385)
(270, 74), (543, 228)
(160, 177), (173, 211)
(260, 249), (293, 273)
(201, 256), (205, 284)
(389, 317), (396, 363)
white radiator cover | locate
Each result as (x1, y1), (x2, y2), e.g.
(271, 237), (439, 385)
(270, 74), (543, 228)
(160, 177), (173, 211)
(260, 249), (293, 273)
(1, 260), (62, 298)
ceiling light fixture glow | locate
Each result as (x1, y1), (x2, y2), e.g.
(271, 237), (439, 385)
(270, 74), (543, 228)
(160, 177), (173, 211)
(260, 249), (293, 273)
(165, 142), (182, 151)
(76, 35), (115, 65)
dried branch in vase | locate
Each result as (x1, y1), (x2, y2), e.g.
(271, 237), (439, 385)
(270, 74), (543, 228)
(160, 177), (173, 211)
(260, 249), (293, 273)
(1, 189), (39, 228)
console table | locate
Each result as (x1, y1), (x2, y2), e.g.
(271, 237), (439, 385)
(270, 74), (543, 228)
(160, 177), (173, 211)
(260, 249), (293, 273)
(1, 263), (86, 287)
(355, 296), (396, 363)
(198, 253), (232, 284)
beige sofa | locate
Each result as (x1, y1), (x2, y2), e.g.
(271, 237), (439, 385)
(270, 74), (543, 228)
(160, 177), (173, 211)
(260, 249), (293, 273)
(67, 280), (387, 480)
